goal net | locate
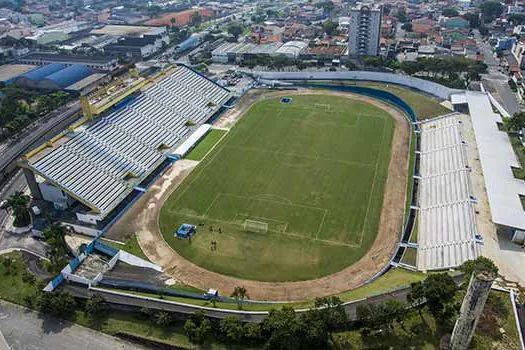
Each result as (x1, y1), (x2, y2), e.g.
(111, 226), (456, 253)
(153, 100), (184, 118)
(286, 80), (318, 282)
(244, 220), (268, 233)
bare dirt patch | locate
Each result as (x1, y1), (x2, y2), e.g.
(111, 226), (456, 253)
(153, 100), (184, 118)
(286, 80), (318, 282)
(108, 90), (410, 301)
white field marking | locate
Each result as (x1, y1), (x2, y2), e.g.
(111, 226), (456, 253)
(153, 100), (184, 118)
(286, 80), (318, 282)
(217, 192), (328, 212)
(171, 211), (359, 248)
(223, 144), (375, 168)
(315, 209), (329, 240)
(251, 193), (293, 205)
(356, 117), (389, 247)
(198, 129), (230, 162)
(166, 112), (276, 222)
(314, 103), (331, 110)
(202, 193), (222, 218)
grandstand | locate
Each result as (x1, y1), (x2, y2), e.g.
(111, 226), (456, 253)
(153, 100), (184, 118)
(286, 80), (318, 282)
(417, 113), (480, 270)
(21, 65), (231, 224)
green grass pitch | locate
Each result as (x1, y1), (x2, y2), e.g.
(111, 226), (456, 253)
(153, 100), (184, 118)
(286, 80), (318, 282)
(160, 94), (395, 281)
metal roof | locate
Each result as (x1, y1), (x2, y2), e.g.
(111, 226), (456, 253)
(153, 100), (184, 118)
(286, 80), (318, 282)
(25, 65), (231, 218)
(44, 64), (93, 88)
(465, 91), (525, 231)
(22, 63), (66, 80)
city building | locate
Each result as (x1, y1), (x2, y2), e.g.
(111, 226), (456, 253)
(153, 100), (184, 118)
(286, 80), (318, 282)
(18, 53), (119, 71)
(348, 5), (383, 56)
(104, 37), (164, 60)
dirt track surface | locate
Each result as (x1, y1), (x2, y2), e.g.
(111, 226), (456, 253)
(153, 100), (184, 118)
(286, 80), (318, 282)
(107, 89), (410, 301)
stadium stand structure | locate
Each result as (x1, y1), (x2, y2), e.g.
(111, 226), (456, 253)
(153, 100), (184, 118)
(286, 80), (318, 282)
(416, 113), (480, 270)
(21, 65), (231, 223)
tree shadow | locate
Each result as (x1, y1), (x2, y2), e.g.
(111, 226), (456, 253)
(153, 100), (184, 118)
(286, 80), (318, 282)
(37, 311), (72, 335)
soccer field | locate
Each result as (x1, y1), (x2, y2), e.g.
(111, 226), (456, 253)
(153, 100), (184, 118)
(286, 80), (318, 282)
(159, 94), (395, 281)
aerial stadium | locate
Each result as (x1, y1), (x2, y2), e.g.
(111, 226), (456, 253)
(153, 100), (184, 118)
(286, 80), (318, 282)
(19, 64), (493, 305)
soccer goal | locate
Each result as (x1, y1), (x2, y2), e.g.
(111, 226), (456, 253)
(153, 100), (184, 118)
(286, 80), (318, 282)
(244, 219), (269, 233)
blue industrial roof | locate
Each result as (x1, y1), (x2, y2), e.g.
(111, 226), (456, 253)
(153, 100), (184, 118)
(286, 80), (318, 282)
(44, 64), (93, 88)
(22, 63), (66, 81)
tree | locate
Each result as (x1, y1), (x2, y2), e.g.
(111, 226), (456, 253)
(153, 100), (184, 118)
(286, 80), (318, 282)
(505, 112), (525, 133)
(43, 223), (69, 272)
(184, 311), (212, 344)
(154, 311), (173, 326)
(219, 316), (244, 343)
(322, 20), (338, 36)
(480, 1), (504, 21)
(316, 1), (334, 14)
(463, 12), (481, 28)
(243, 322), (262, 343)
(396, 8), (408, 23)
(5, 191), (31, 227)
(313, 297), (348, 339)
(231, 286), (248, 309)
(384, 300), (409, 333)
(84, 295), (107, 317)
(460, 257), (499, 283)
(442, 8), (460, 18)
(262, 307), (302, 350)
(227, 23), (244, 40)
(170, 17), (177, 27)
(422, 273), (458, 323)
(401, 22), (413, 32)
(407, 281), (427, 325)
(191, 11), (202, 26)
(38, 291), (76, 317)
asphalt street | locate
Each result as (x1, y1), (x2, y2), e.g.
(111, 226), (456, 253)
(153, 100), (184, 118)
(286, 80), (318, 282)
(0, 301), (144, 350)
(0, 101), (80, 176)
(474, 30), (522, 115)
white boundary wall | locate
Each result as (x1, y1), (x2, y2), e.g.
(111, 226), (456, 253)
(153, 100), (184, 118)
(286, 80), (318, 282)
(250, 71), (461, 100)
(118, 250), (162, 271)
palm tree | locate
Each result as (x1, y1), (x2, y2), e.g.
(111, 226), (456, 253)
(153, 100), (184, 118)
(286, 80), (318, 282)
(43, 223), (69, 268)
(5, 191), (31, 227)
(231, 286), (248, 310)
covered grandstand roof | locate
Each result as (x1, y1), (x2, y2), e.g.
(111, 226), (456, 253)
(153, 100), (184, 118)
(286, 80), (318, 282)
(465, 91), (525, 231)
(23, 65), (231, 218)
(15, 63), (94, 90)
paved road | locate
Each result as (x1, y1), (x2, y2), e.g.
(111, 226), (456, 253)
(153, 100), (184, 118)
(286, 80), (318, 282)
(0, 300), (144, 350)
(0, 102), (81, 183)
(0, 171), (27, 242)
(474, 30), (521, 115)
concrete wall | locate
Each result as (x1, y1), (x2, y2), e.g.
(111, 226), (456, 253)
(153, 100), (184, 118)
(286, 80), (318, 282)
(250, 71), (461, 100)
(118, 250), (162, 271)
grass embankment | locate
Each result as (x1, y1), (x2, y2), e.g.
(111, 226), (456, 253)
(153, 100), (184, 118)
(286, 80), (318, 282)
(101, 234), (149, 261)
(102, 268), (426, 312)
(509, 133), (525, 180)
(160, 95), (395, 281)
(354, 82), (451, 120)
(185, 129), (227, 161)
(401, 248), (417, 266)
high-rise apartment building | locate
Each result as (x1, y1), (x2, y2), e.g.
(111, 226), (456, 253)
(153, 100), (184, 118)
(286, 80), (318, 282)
(348, 5), (382, 56)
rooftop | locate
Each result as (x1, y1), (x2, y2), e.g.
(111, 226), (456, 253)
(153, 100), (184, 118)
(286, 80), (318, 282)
(90, 25), (166, 37)
(464, 91), (525, 231)
(19, 53), (117, 64)
(0, 64), (37, 82)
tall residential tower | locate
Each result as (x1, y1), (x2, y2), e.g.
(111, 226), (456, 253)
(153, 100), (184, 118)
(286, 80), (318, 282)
(348, 5), (382, 56)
